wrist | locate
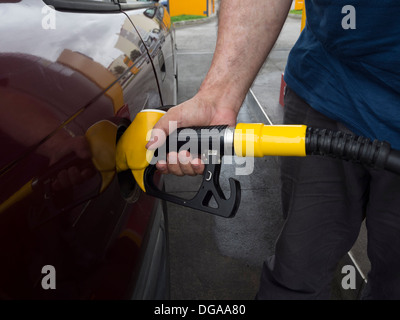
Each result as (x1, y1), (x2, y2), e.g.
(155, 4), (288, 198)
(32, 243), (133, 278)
(197, 80), (245, 115)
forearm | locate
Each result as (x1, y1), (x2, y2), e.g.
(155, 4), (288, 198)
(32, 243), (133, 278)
(147, 0), (292, 154)
(198, 0), (292, 112)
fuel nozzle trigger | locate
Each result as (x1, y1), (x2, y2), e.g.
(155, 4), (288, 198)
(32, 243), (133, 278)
(143, 159), (241, 218)
(142, 127), (241, 218)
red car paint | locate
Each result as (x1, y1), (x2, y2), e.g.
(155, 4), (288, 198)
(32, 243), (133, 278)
(0, 0), (176, 299)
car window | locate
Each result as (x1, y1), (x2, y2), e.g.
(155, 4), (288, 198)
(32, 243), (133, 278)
(54, 0), (114, 2)
(144, 7), (156, 18)
(67, 0), (113, 2)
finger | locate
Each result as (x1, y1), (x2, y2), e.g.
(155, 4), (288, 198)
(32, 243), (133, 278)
(146, 126), (168, 151)
(166, 152), (184, 176)
(81, 167), (96, 180)
(53, 169), (71, 190)
(146, 107), (180, 150)
(156, 159), (169, 174)
(191, 157), (205, 175)
(73, 137), (92, 160)
(51, 179), (61, 191)
(67, 166), (83, 185)
(178, 150), (196, 176)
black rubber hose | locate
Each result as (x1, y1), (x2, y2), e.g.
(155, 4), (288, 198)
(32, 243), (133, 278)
(385, 149), (400, 175)
(305, 127), (400, 175)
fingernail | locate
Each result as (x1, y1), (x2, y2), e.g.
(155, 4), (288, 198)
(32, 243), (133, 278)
(146, 137), (157, 150)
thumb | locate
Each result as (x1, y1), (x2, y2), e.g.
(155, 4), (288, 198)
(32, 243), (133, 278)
(145, 109), (179, 150)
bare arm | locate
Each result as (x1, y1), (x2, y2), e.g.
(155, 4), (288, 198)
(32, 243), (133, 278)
(199, 0), (293, 113)
(148, 0), (292, 175)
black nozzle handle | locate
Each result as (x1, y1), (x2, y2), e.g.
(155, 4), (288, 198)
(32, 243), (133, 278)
(159, 125), (233, 159)
(144, 124), (240, 218)
(144, 162), (241, 218)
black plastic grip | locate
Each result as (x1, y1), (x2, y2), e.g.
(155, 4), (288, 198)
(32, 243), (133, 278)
(144, 163), (241, 218)
(163, 125), (229, 156)
(144, 124), (241, 218)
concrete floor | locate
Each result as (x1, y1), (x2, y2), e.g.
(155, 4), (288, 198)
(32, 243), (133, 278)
(166, 13), (369, 300)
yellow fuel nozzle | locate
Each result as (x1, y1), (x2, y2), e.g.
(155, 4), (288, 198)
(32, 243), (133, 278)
(233, 123), (307, 157)
(115, 108), (308, 198)
(115, 109), (400, 218)
(115, 109), (166, 192)
(114, 111), (309, 217)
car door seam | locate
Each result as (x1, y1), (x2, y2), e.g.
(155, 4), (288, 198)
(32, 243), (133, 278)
(120, 9), (165, 107)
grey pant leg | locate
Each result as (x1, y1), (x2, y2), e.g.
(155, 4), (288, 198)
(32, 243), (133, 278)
(256, 87), (368, 299)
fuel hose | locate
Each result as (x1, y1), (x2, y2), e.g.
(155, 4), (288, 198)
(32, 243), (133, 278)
(305, 127), (400, 174)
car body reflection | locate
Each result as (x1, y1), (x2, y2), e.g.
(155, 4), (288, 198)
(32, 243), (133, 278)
(0, 0), (176, 299)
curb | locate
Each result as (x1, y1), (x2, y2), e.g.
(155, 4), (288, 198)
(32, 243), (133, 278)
(172, 15), (217, 28)
(172, 12), (301, 29)
(288, 13), (302, 19)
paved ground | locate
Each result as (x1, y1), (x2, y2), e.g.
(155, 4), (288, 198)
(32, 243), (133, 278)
(166, 13), (369, 300)
(166, 17), (271, 300)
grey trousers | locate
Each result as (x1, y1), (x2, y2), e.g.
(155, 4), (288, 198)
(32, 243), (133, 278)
(256, 87), (400, 300)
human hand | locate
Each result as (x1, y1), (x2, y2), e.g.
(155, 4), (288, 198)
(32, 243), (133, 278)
(38, 130), (94, 191)
(146, 94), (238, 176)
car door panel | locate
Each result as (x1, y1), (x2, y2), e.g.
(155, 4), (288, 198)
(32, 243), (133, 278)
(0, 0), (170, 299)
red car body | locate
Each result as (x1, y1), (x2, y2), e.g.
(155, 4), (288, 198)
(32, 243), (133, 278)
(0, 0), (177, 299)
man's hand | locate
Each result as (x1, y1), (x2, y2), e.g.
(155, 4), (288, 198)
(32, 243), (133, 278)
(37, 130), (94, 191)
(146, 94), (238, 176)
(146, 0), (292, 177)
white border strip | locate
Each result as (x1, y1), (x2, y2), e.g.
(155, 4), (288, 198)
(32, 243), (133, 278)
(248, 88), (273, 125)
(348, 250), (368, 283)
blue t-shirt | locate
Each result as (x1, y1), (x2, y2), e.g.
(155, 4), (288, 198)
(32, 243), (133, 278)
(284, 0), (400, 149)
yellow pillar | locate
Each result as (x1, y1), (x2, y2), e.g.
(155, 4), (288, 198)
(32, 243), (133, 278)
(169, 0), (208, 17)
(294, 0), (304, 11)
(301, 6), (307, 31)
